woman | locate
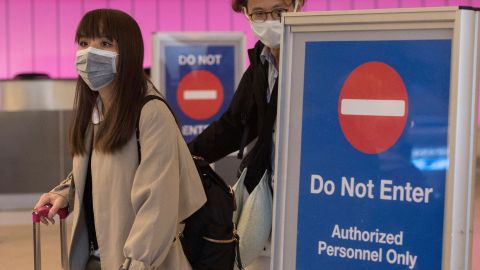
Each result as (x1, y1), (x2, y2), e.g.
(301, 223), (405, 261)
(34, 9), (206, 270)
(188, 0), (305, 269)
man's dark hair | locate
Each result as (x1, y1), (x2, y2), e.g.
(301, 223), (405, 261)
(232, 0), (306, 13)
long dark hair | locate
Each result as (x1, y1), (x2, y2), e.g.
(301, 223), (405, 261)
(70, 9), (148, 155)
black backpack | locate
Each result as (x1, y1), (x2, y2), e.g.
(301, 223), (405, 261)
(135, 95), (243, 270)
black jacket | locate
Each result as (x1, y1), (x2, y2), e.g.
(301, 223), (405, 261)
(188, 41), (277, 192)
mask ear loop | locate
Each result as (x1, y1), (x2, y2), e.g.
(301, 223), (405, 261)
(243, 7), (251, 21)
(112, 55), (117, 73)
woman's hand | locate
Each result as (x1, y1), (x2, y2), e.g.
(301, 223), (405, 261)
(34, 193), (68, 225)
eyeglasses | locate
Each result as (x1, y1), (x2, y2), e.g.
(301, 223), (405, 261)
(248, 7), (290, 23)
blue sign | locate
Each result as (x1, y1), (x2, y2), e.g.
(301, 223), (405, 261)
(297, 40), (451, 269)
(164, 45), (235, 142)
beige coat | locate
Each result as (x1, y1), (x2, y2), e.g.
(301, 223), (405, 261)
(51, 95), (206, 270)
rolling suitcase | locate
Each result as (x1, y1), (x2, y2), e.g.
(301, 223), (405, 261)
(32, 204), (69, 270)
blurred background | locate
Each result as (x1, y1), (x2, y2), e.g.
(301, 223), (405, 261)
(1, 0), (480, 269)
(1, 0), (480, 79)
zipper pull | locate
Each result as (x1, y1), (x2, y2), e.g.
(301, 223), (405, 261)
(90, 241), (95, 255)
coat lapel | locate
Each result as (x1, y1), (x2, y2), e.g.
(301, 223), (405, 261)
(253, 61), (269, 133)
(70, 125), (93, 243)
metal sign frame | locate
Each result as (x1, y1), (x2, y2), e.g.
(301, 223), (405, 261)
(151, 32), (245, 143)
(272, 7), (479, 270)
(151, 32), (245, 96)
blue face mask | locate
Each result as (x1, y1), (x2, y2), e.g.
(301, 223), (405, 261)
(76, 47), (118, 91)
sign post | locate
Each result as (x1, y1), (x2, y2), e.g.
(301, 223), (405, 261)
(273, 7), (479, 270)
(151, 32), (245, 142)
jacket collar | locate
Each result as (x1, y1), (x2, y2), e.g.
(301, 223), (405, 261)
(248, 41), (266, 67)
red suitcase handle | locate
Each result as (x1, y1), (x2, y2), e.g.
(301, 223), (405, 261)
(32, 204), (70, 270)
(32, 204), (69, 223)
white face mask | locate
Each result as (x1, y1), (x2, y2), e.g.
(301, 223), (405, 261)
(76, 47), (118, 91)
(245, 2), (300, 49)
(250, 20), (283, 48)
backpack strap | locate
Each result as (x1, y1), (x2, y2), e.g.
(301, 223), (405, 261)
(136, 95), (175, 163)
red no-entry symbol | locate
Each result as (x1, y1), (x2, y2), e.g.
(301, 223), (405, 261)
(338, 61), (408, 154)
(177, 70), (224, 120)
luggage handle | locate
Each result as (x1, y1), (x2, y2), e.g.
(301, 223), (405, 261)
(32, 204), (69, 223)
(32, 204), (69, 270)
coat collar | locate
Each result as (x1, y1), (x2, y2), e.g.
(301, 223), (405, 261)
(248, 41), (270, 118)
(248, 40), (266, 67)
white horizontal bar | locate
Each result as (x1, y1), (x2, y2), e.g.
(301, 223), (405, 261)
(183, 90), (217, 100)
(341, 99), (405, 117)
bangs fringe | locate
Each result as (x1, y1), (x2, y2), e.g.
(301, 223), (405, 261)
(75, 9), (117, 42)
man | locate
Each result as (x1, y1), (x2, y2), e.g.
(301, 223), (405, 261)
(189, 1), (305, 269)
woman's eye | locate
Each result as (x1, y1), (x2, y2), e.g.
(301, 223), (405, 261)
(79, 41), (88, 47)
(102, 41), (112, 47)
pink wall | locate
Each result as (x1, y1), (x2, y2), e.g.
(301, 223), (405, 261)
(0, 1), (480, 269)
(0, 0), (479, 79)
